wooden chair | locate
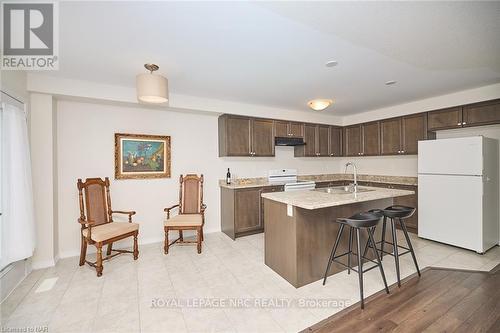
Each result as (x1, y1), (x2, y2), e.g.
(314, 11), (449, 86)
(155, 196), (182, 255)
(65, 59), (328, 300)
(77, 177), (139, 277)
(164, 174), (206, 254)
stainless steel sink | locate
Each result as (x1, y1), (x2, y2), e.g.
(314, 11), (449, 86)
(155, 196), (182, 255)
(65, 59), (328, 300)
(313, 186), (374, 194)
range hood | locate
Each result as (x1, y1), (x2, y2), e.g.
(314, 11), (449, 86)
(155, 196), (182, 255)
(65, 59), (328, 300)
(275, 137), (306, 146)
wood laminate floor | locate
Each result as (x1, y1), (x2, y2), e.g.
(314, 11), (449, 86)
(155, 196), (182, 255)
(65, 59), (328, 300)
(304, 264), (500, 333)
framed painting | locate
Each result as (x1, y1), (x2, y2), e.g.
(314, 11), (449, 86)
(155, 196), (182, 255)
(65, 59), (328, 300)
(115, 133), (171, 179)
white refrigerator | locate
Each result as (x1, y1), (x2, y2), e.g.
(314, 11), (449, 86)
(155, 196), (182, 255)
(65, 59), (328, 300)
(418, 136), (499, 253)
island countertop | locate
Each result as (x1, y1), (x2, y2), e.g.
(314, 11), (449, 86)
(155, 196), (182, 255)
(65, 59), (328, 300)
(261, 186), (414, 210)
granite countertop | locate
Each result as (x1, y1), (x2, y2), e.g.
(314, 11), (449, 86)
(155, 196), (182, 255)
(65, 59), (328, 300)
(219, 174), (417, 189)
(261, 186), (415, 210)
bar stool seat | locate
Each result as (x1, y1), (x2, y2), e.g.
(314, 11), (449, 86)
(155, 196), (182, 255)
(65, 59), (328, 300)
(323, 212), (389, 309)
(365, 205), (421, 287)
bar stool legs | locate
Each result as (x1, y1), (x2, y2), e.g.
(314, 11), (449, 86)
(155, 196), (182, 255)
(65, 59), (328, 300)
(399, 218), (421, 277)
(347, 227), (352, 275)
(323, 224), (345, 286)
(323, 217), (390, 310)
(355, 229), (365, 308)
(368, 228), (390, 294)
(390, 218), (402, 287)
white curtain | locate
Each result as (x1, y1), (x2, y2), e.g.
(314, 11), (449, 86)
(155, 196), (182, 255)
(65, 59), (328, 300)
(0, 102), (35, 270)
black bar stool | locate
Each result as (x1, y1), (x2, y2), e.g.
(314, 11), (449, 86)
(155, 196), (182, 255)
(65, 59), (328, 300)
(364, 205), (421, 287)
(323, 212), (389, 309)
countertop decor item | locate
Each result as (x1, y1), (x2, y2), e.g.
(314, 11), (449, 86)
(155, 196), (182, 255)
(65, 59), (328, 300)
(114, 133), (171, 179)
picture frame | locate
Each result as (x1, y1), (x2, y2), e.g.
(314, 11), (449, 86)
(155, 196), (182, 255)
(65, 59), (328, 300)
(114, 133), (171, 179)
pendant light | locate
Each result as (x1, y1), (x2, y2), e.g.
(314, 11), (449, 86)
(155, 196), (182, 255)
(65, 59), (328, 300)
(136, 63), (168, 104)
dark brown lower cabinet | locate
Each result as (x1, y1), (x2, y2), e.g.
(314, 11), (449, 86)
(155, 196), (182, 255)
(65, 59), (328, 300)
(221, 185), (283, 239)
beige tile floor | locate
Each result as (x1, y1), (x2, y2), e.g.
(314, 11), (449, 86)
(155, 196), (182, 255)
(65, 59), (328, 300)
(2, 231), (499, 333)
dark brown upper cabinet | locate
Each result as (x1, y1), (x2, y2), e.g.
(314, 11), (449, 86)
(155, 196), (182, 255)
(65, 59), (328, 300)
(362, 121), (381, 156)
(218, 115), (274, 157)
(463, 99), (500, 127)
(329, 126), (343, 157)
(380, 113), (429, 155)
(344, 124), (362, 156)
(273, 121), (304, 138)
(380, 117), (402, 155)
(427, 106), (463, 131)
(252, 118), (275, 156)
(401, 113), (430, 154)
(294, 124), (330, 157)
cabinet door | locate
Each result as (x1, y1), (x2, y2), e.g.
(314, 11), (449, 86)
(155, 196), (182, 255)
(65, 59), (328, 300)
(380, 118), (402, 155)
(427, 107), (462, 131)
(463, 99), (500, 127)
(289, 122), (304, 137)
(302, 124), (317, 156)
(344, 125), (361, 156)
(252, 119), (274, 156)
(362, 121), (380, 156)
(329, 127), (342, 157)
(225, 116), (251, 156)
(402, 113), (426, 154)
(317, 125), (330, 156)
(234, 188), (262, 234)
(274, 121), (288, 137)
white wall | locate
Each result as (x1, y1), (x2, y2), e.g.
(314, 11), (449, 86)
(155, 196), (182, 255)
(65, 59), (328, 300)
(56, 100), (342, 258)
(30, 94), (57, 268)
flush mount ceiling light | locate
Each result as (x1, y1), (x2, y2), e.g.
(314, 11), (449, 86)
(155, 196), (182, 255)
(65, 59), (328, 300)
(308, 99), (333, 111)
(325, 60), (338, 67)
(136, 63), (169, 104)
(385, 80), (397, 86)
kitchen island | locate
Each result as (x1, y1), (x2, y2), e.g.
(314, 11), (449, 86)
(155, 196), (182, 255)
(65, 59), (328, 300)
(261, 186), (414, 287)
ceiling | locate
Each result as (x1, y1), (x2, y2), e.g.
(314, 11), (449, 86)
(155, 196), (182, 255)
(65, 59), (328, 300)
(49, 1), (500, 115)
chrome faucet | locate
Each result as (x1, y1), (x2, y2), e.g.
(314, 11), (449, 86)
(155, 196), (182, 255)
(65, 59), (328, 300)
(344, 162), (358, 193)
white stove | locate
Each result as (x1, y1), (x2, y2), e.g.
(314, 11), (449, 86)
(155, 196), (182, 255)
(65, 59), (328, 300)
(268, 169), (316, 192)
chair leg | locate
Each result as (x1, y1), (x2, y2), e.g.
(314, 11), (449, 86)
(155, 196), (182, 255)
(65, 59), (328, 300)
(79, 235), (87, 266)
(164, 228), (169, 254)
(380, 217), (387, 261)
(106, 243), (113, 256)
(96, 244), (103, 277)
(390, 218), (401, 287)
(179, 230), (184, 242)
(355, 228), (364, 309)
(323, 224), (345, 285)
(368, 228), (389, 294)
(197, 227), (202, 254)
(201, 227), (204, 241)
(133, 232), (139, 260)
(399, 218), (421, 277)
(347, 227), (353, 275)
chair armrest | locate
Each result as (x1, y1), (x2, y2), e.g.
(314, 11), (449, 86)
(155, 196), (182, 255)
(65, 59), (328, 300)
(112, 210), (136, 223)
(78, 218), (94, 240)
(78, 218), (95, 226)
(164, 204), (179, 219)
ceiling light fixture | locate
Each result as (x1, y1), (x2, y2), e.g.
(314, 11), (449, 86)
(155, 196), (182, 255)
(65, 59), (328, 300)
(308, 99), (333, 111)
(136, 63), (169, 104)
(385, 80), (397, 86)
(325, 60), (338, 67)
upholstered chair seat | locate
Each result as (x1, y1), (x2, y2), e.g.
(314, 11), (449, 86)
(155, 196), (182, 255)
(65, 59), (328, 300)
(82, 222), (139, 242)
(164, 214), (202, 227)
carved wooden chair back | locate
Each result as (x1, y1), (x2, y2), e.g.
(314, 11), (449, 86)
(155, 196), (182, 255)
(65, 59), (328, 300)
(179, 174), (204, 214)
(77, 177), (113, 226)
